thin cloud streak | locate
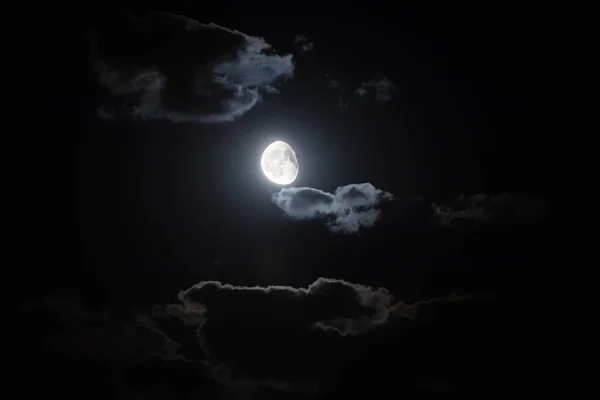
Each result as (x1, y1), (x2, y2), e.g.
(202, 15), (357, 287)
(432, 193), (548, 227)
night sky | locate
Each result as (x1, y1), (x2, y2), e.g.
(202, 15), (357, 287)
(18, 2), (595, 399)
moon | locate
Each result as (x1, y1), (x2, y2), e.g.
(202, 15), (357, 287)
(260, 141), (299, 185)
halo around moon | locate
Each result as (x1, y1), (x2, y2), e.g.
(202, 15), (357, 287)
(260, 141), (299, 185)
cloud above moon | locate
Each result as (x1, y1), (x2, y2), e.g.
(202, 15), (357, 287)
(272, 183), (394, 233)
(89, 10), (294, 123)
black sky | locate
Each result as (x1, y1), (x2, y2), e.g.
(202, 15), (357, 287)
(18, 2), (596, 398)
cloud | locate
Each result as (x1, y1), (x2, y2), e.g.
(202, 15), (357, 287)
(96, 107), (114, 120)
(89, 10), (294, 123)
(147, 277), (468, 393)
(314, 74), (397, 109)
(355, 77), (395, 102)
(271, 183), (394, 233)
(324, 74), (341, 88)
(294, 34), (314, 53)
(432, 193), (547, 227)
(19, 294), (176, 364)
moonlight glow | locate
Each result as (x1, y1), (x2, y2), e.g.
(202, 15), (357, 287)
(261, 141), (299, 185)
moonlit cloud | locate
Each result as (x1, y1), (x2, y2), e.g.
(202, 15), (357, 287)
(20, 280), (473, 396)
(144, 277), (469, 392)
(89, 10), (294, 123)
(271, 183), (394, 233)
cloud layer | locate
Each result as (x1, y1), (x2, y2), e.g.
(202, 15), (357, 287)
(271, 183), (394, 233)
(145, 277), (467, 392)
(89, 11), (294, 123)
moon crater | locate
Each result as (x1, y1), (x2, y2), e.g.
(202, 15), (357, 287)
(261, 141), (299, 185)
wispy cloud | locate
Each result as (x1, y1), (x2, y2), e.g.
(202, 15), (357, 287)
(315, 74), (396, 109)
(271, 183), (394, 233)
(294, 34), (314, 53)
(355, 77), (396, 102)
(432, 193), (548, 227)
(89, 11), (294, 123)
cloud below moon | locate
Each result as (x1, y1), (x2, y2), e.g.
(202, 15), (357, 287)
(89, 10), (294, 123)
(143, 277), (470, 392)
(271, 183), (393, 233)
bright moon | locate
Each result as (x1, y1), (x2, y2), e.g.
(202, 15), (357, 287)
(260, 141), (299, 185)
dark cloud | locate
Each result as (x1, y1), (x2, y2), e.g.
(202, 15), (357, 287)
(17, 296), (230, 399)
(89, 10), (294, 123)
(19, 295), (173, 364)
(22, 282), (568, 397)
(355, 77), (395, 102)
(271, 183), (394, 233)
(146, 277), (469, 393)
(293, 34), (314, 53)
(324, 74), (341, 89)
(315, 74), (396, 109)
(95, 106), (114, 120)
(432, 193), (548, 227)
